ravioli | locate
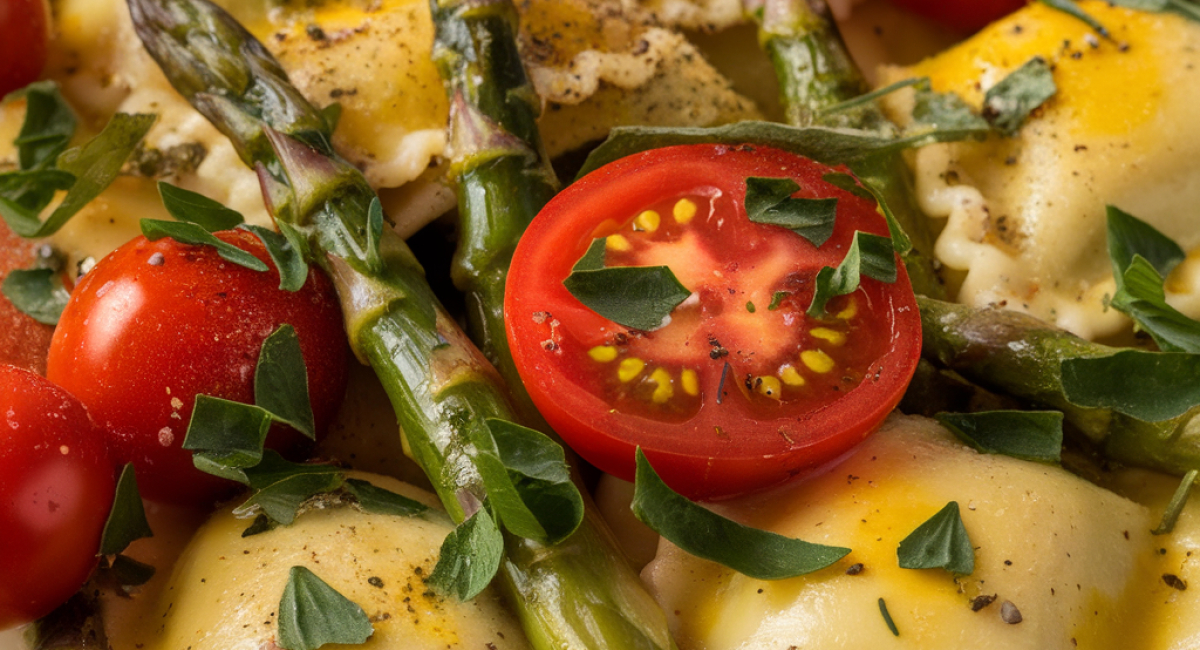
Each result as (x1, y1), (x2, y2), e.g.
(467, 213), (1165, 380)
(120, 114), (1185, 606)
(879, 1), (1200, 340)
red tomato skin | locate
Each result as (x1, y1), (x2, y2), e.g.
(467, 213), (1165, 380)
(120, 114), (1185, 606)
(46, 230), (348, 506)
(505, 144), (922, 500)
(0, 0), (49, 98)
(885, 0), (1026, 32)
(0, 365), (115, 630)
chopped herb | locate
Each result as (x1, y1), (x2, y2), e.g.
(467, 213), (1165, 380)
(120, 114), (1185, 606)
(235, 471), (345, 525)
(1, 267), (69, 325)
(746, 301), (756, 313)
(98, 464), (154, 556)
(897, 501), (974, 575)
(183, 396), (274, 482)
(1038, 0), (1110, 36)
(344, 478), (430, 517)
(822, 172), (912, 254)
(11, 81), (77, 170)
(910, 82), (990, 138)
(878, 597), (900, 636)
(427, 508), (505, 601)
(744, 176), (839, 247)
(1061, 350), (1200, 421)
(982, 57), (1057, 136)
(141, 219), (269, 272)
(157, 181), (244, 231)
(631, 449), (850, 580)
(808, 231), (896, 317)
(254, 325), (316, 439)
(241, 514), (277, 538)
(817, 77), (927, 118)
(934, 410), (1063, 462)
(1152, 469), (1198, 535)
(768, 291), (790, 310)
(563, 264), (691, 332)
(573, 238), (607, 272)
(277, 566), (373, 650)
(241, 223), (309, 292)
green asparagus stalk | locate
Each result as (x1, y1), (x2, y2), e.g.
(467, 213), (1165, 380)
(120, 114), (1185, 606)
(128, 1), (673, 648)
(749, 0), (945, 298)
(428, 0), (559, 423)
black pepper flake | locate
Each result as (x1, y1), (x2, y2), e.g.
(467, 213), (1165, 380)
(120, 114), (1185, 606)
(1000, 601), (1023, 624)
(970, 594), (996, 611)
(368, 576), (384, 588)
(306, 24), (327, 41)
(1163, 574), (1188, 591)
(845, 563), (865, 575)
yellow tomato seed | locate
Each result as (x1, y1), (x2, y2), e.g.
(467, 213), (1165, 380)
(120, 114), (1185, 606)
(801, 349), (835, 374)
(606, 234), (632, 251)
(674, 199), (698, 224)
(618, 358), (645, 382)
(810, 328), (846, 345)
(681, 368), (699, 396)
(634, 210), (661, 232)
(588, 346), (619, 362)
(836, 299), (857, 320)
(780, 365), (805, 386)
(756, 375), (782, 399)
(650, 368), (674, 403)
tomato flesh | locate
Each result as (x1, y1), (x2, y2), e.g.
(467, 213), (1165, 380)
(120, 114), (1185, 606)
(0, 365), (115, 630)
(506, 145), (922, 500)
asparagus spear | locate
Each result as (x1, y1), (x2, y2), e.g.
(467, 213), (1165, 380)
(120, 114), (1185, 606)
(128, 1), (674, 648)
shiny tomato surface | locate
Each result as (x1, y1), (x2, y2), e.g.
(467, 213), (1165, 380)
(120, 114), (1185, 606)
(0, 0), (49, 97)
(47, 230), (348, 506)
(0, 364), (115, 630)
(885, 0), (1026, 32)
(506, 144), (922, 500)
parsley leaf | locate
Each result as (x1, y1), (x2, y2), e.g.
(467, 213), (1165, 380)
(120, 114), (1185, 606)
(1, 267), (69, 325)
(235, 472), (345, 525)
(98, 464), (154, 556)
(427, 508), (505, 601)
(344, 478), (430, 517)
(744, 177), (839, 247)
(563, 262), (691, 332)
(1061, 350), (1200, 421)
(183, 396), (274, 482)
(157, 181), (244, 231)
(240, 223), (309, 292)
(572, 238), (607, 272)
(935, 410), (1064, 462)
(140, 219), (269, 272)
(822, 172), (913, 254)
(277, 566), (373, 650)
(897, 501), (974, 575)
(632, 449), (850, 579)
(982, 57), (1057, 136)
(808, 231), (896, 317)
(254, 325), (316, 439)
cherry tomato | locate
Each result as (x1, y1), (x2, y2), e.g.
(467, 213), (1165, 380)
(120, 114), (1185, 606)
(47, 230), (348, 506)
(506, 144), (921, 500)
(884, 0), (1026, 33)
(0, 364), (115, 629)
(0, 0), (49, 97)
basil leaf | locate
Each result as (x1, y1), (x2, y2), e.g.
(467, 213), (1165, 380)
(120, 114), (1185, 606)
(157, 181), (244, 231)
(344, 478), (430, 517)
(1152, 469), (1198, 535)
(277, 566), (373, 650)
(1107, 205), (1185, 285)
(1, 113), (156, 238)
(1038, 0), (1110, 35)
(1112, 257), (1200, 353)
(235, 472), (346, 525)
(564, 265), (691, 331)
(183, 396), (273, 482)
(105, 554), (156, 587)
(241, 223), (309, 292)
(141, 219), (269, 272)
(934, 411), (1063, 462)
(13, 81), (77, 170)
(98, 464), (154, 556)
(896, 501), (974, 575)
(1061, 350), (1200, 421)
(427, 508), (505, 601)
(632, 449), (850, 579)
(366, 196), (384, 273)
(572, 237), (607, 273)
(808, 231), (896, 317)
(1, 267), (69, 325)
(255, 324), (316, 439)
(744, 177), (838, 247)
(822, 172), (913, 254)
(473, 418), (584, 545)
(982, 57), (1057, 136)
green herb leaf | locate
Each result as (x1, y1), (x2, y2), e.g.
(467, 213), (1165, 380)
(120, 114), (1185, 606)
(897, 501), (974, 575)
(1153, 469), (1199, 535)
(1, 267), (69, 325)
(240, 223), (309, 292)
(0, 168), (76, 216)
(1039, 0), (1110, 34)
(564, 265), (691, 331)
(1061, 350), (1200, 421)
(141, 219), (269, 272)
(472, 419), (584, 545)
(366, 196), (384, 273)
(1, 113), (156, 238)
(631, 449), (850, 579)
(982, 57), (1057, 136)
(183, 396), (273, 482)
(254, 324), (316, 439)
(744, 177), (838, 247)
(242, 514), (277, 538)
(822, 172), (913, 254)
(808, 231), (896, 317)
(157, 181), (244, 231)
(236, 472), (346, 525)
(240, 451), (342, 490)
(12, 81), (77, 170)
(277, 566), (373, 650)
(910, 82), (991, 136)
(817, 77), (927, 118)
(1111, 257), (1200, 353)
(105, 554), (157, 587)
(768, 291), (791, 311)
(99, 464), (154, 556)
(344, 478), (430, 517)
(934, 411), (1064, 462)
(572, 238), (607, 272)
(1107, 205), (1185, 285)
(320, 102), (343, 133)
(878, 597), (900, 637)
(427, 508), (505, 601)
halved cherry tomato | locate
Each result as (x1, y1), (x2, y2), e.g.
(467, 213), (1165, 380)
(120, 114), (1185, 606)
(0, 0), (49, 97)
(0, 364), (115, 630)
(47, 230), (348, 506)
(505, 144), (921, 500)
(884, 0), (1026, 33)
